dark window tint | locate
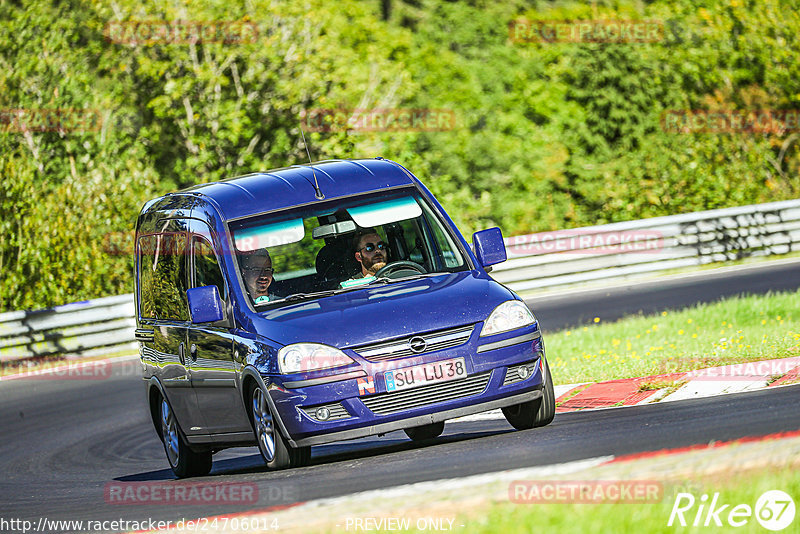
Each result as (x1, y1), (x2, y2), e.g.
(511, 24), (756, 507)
(193, 236), (225, 298)
(138, 232), (189, 320)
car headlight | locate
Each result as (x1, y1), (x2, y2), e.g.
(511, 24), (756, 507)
(480, 300), (536, 337)
(277, 343), (355, 374)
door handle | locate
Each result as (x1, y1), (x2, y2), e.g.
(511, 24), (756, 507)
(190, 343), (197, 362)
(134, 328), (154, 342)
(178, 342), (186, 366)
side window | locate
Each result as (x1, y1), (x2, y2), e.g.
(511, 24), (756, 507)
(193, 236), (225, 298)
(138, 231), (190, 321)
(423, 205), (464, 269)
(392, 219), (428, 266)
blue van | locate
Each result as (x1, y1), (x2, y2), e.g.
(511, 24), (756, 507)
(134, 158), (554, 477)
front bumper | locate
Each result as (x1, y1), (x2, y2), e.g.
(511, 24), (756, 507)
(266, 326), (545, 447)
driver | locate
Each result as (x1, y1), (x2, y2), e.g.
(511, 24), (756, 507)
(340, 229), (388, 288)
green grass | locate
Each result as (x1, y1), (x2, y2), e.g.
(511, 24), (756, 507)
(543, 290), (800, 385)
(445, 466), (800, 534)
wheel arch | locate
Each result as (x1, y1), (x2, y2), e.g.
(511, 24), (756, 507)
(146, 377), (169, 440)
(240, 366), (297, 446)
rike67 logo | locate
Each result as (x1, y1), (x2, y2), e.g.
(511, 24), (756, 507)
(669, 490), (795, 531)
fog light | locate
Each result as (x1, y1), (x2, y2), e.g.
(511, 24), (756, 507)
(518, 366), (530, 379)
(315, 407), (331, 421)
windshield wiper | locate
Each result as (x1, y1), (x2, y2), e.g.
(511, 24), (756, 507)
(368, 272), (444, 285)
(279, 290), (339, 303)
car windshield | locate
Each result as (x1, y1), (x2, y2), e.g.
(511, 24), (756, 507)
(229, 190), (468, 306)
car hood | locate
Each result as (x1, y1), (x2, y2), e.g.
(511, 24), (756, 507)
(252, 271), (515, 349)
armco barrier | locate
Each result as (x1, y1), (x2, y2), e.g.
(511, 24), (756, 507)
(0, 294), (137, 363)
(491, 198), (800, 293)
(1, 199), (799, 363)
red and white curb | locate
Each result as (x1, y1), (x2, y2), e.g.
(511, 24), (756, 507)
(456, 356), (800, 422)
(556, 356), (800, 411)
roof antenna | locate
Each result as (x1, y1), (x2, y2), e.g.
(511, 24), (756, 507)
(300, 125), (325, 200)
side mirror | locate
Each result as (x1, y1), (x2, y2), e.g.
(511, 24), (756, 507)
(472, 227), (507, 268)
(187, 286), (224, 323)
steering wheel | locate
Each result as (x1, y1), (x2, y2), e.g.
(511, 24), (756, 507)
(373, 261), (427, 279)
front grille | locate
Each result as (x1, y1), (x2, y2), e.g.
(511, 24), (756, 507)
(503, 361), (538, 386)
(299, 402), (351, 422)
(361, 372), (491, 415)
(354, 325), (474, 362)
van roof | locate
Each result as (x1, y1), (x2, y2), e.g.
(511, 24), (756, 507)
(172, 158), (417, 221)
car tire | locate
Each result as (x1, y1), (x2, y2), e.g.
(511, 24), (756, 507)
(404, 421), (445, 441)
(502, 357), (556, 430)
(251, 385), (311, 469)
(160, 397), (212, 478)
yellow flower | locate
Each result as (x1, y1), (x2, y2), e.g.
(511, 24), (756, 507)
(678, 329), (684, 335)
(692, 333), (698, 339)
(662, 311), (668, 316)
(594, 317), (600, 323)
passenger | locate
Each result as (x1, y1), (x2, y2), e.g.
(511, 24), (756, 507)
(240, 248), (274, 304)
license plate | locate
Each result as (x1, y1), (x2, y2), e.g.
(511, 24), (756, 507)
(384, 357), (467, 393)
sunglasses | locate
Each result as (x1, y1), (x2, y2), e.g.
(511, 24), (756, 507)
(360, 242), (387, 253)
(244, 266), (274, 275)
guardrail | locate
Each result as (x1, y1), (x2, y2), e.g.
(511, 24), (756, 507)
(0, 294), (137, 364)
(2, 198), (799, 363)
(491, 198), (800, 293)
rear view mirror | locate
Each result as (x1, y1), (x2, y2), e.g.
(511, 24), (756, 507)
(312, 220), (356, 239)
(187, 286), (224, 323)
(472, 227), (507, 268)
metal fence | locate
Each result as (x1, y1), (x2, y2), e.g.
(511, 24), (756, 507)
(2, 199), (799, 363)
(0, 294), (137, 364)
(491, 198), (800, 293)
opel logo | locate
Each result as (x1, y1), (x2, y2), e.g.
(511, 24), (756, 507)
(408, 337), (427, 353)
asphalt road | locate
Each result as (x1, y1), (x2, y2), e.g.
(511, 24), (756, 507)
(2, 259), (800, 532)
(1, 363), (798, 532)
(524, 258), (800, 331)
